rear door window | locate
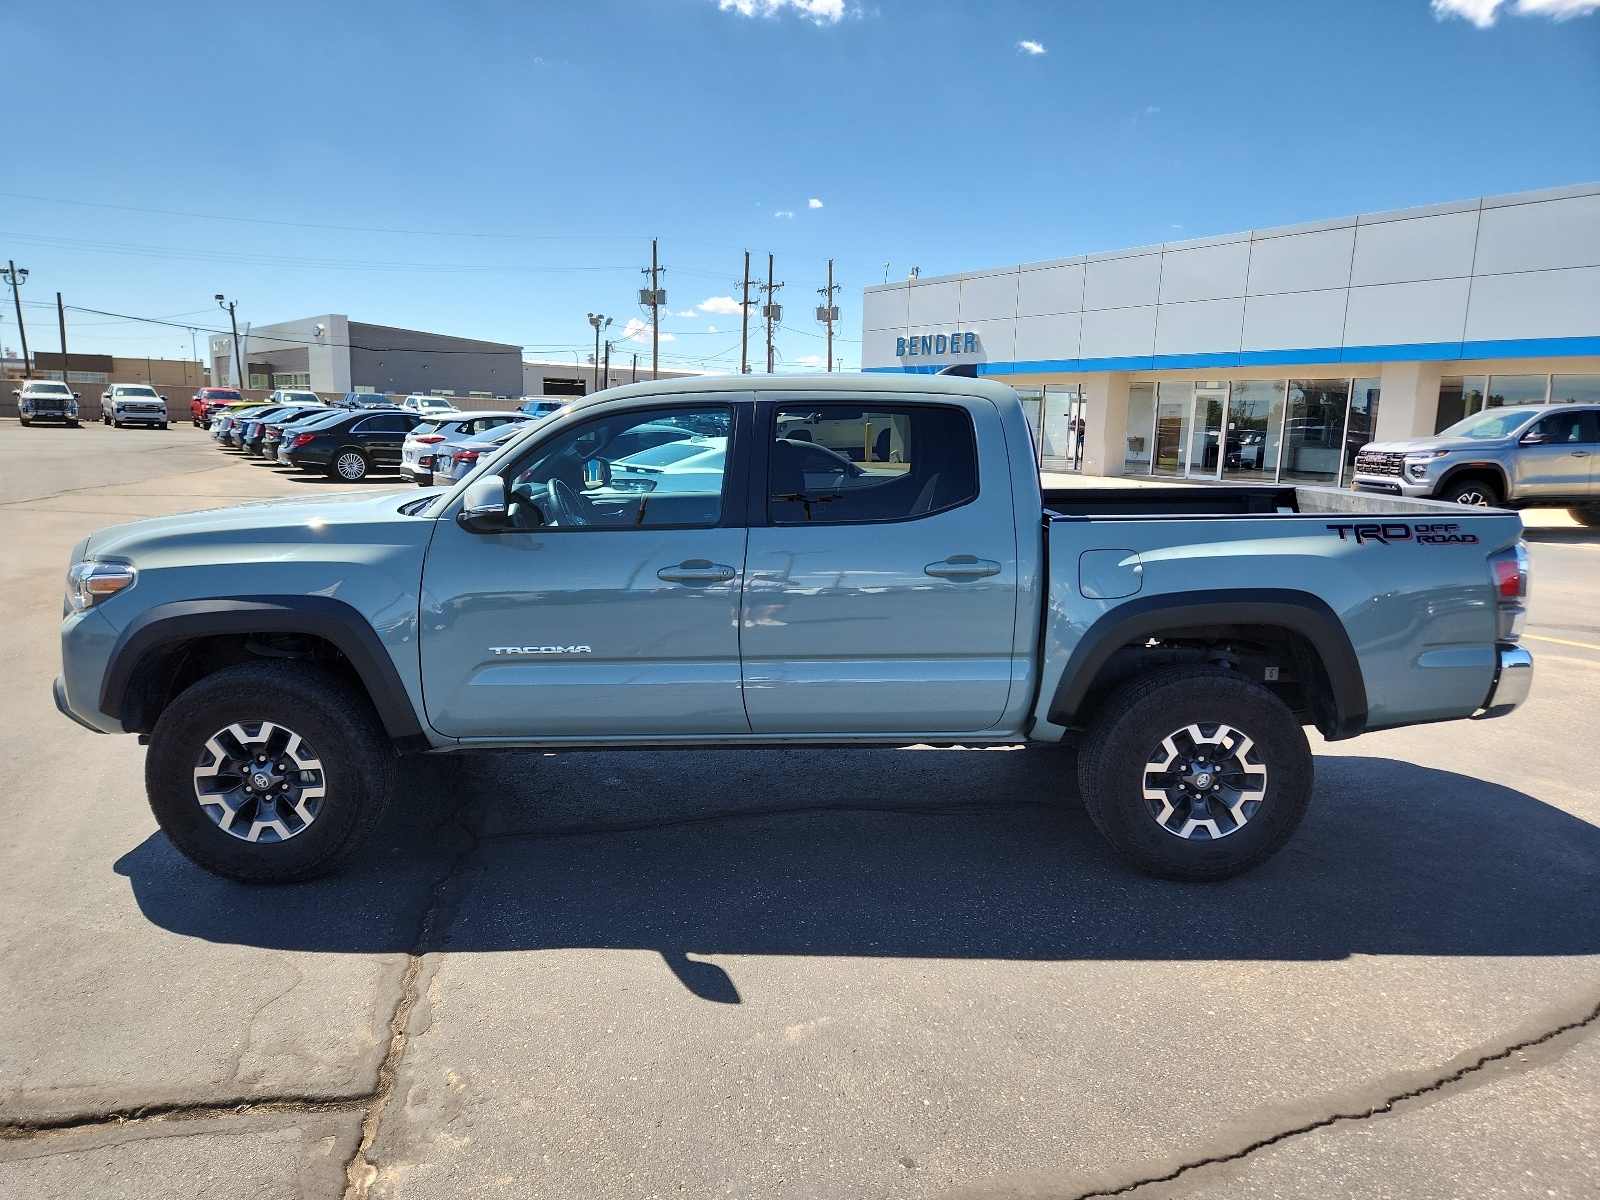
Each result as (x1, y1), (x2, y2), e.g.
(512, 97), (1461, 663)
(768, 403), (978, 524)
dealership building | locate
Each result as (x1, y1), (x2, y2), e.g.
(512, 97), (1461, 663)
(211, 315), (524, 399)
(862, 182), (1600, 482)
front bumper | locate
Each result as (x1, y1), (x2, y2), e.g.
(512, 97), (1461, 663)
(53, 674), (108, 733)
(114, 410), (166, 425)
(1476, 643), (1534, 719)
(1351, 474), (1433, 498)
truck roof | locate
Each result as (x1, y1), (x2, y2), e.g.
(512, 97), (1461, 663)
(582, 372), (1020, 408)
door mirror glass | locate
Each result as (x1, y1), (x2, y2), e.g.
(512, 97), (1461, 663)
(456, 475), (510, 533)
(1520, 431), (1546, 445)
(581, 457), (612, 488)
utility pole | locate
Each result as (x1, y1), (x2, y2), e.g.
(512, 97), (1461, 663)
(6, 262), (30, 377)
(56, 292), (70, 385)
(639, 238), (665, 380)
(215, 295), (243, 391)
(760, 252), (784, 374)
(740, 250), (752, 375)
(631, 352), (638, 384)
(587, 313), (610, 395)
(816, 259), (840, 373)
(602, 339), (611, 391)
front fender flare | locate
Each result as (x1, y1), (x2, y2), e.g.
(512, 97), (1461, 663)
(100, 595), (427, 747)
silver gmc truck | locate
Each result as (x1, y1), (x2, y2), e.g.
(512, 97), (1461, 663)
(1353, 404), (1600, 526)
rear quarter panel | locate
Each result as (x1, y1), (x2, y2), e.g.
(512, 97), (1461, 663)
(1034, 507), (1525, 733)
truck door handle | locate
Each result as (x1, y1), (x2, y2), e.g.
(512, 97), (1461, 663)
(657, 560), (737, 584)
(924, 555), (1002, 579)
(1573, 450), (1591, 458)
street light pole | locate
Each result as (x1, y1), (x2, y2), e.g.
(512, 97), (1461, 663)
(6, 262), (31, 378)
(215, 295), (243, 391)
(587, 313), (610, 395)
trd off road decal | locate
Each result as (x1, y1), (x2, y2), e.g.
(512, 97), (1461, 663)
(1326, 522), (1480, 545)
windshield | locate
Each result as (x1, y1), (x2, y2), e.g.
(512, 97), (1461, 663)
(30, 383), (72, 395)
(204, 389), (242, 400)
(1437, 408), (1542, 440)
(115, 386), (159, 398)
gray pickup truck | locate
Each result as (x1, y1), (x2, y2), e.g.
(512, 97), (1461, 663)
(55, 375), (1533, 885)
(1353, 403), (1600, 525)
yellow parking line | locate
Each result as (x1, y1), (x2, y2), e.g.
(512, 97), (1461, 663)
(1524, 633), (1600, 652)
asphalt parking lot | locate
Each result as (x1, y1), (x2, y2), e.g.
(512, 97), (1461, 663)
(1, 420), (1597, 1200)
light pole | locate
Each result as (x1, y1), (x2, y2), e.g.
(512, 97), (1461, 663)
(215, 294), (244, 391)
(587, 313), (610, 395)
(5, 262), (31, 378)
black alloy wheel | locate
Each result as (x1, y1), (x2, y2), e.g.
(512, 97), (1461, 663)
(1439, 478), (1500, 507)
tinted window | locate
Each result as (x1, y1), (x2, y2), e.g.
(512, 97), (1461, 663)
(1527, 410), (1587, 444)
(1438, 409), (1541, 440)
(768, 404), (978, 524)
(506, 407), (731, 529)
(354, 414), (413, 433)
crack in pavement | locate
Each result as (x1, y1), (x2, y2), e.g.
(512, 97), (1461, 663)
(1054, 995), (1600, 1200)
(341, 772), (488, 1200)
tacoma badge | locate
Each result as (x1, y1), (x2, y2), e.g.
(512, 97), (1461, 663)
(490, 645), (593, 655)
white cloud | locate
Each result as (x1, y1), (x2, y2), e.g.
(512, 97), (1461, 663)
(1432, 0), (1599, 25)
(708, 325), (720, 334)
(1017, 39), (1046, 54)
(716, 0), (847, 24)
(791, 354), (824, 367)
(699, 295), (747, 315)
(673, 310), (697, 318)
(622, 318), (674, 343)
(808, 198), (824, 208)
(774, 210), (794, 218)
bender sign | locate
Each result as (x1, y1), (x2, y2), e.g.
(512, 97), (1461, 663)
(897, 331), (980, 361)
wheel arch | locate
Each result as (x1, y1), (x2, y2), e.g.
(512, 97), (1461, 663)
(1046, 589), (1368, 741)
(1433, 461), (1508, 500)
(101, 596), (428, 750)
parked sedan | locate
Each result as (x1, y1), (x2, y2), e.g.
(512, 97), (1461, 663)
(401, 411), (532, 484)
(241, 405), (325, 456)
(211, 405), (276, 446)
(425, 421), (530, 487)
(279, 409), (422, 480)
(224, 405), (298, 448)
(261, 408), (343, 462)
(190, 387), (245, 428)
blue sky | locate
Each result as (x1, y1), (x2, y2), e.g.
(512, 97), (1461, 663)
(2, 0), (1596, 375)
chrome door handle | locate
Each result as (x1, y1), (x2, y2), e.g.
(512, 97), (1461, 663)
(924, 555), (1002, 579)
(658, 560), (737, 584)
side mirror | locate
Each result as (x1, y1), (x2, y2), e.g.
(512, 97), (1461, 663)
(159, 395), (168, 402)
(582, 457), (612, 488)
(74, 392), (82, 399)
(1520, 431), (1546, 445)
(456, 475), (511, 533)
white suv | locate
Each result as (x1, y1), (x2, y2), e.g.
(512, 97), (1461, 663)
(102, 384), (169, 429)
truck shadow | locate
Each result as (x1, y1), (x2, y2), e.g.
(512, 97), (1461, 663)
(114, 749), (1600, 1002)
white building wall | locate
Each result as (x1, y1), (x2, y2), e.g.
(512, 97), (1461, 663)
(863, 181), (1600, 373)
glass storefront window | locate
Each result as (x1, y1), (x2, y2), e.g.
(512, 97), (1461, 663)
(1551, 375), (1600, 404)
(1435, 376), (1486, 433)
(1041, 385), (1083, 470)
(1222, 380), (1286, 482)
(1341, 378), (1380, 486)
(1124, 383), (1154, 473)
(1152, 381), (1193, 476)
(1487, 375), (1548, 408)
(1016, 387), (1043, 462)
(1282, 379), (1349, 484)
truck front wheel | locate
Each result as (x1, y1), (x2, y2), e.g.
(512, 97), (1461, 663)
(144, 661), (395, 883)
(1437, 477), (1500, 507)
(1077, 666), (1313, 882)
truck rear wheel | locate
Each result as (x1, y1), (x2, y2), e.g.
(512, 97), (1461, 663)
(1570, 507), (1600, 527)
(1077, 666), (1313, 881)
(144, 661), (395, 883)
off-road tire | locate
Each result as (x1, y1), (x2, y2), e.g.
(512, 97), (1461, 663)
(158, 421), (168, 430)
(1077, 665), (1314, 881)
(1437, 477), (1500, 507)
(18, 417), (29, 427)
(330, 448), (370, 482)
(145, 661), (395, 883)
(1569, 506), (1600, 528)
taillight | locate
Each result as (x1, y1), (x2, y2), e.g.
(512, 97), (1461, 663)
(416, 434), (445, 444)
(455, 451), (481, 465)
(1488, 543), (1529, 640)
(291, 433), (316, 448)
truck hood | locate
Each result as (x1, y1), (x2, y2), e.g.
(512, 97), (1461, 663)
(80, 488), (435, 563)
(1358, 436), (1512, 455)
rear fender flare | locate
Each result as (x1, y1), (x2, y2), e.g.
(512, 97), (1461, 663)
(1046, 588), (1368, 739)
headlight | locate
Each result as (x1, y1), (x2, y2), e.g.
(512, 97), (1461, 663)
(66, 560), (136, 612)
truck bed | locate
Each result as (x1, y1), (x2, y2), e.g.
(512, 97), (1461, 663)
(1042, 484), (1492, 520)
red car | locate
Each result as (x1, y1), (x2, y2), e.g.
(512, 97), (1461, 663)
(190, 388), (246, 428)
